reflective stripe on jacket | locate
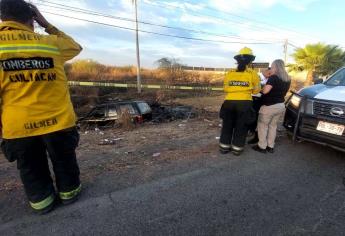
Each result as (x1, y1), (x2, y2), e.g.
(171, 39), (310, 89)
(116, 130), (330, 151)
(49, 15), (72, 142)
(223, 68), (261, 101)
(0, 21), (82, 139)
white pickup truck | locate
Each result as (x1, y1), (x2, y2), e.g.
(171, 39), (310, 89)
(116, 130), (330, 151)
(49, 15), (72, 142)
(284, 67), (345, 152)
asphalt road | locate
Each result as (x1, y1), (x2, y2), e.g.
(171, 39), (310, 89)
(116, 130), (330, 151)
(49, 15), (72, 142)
(1, 135), (345, 236)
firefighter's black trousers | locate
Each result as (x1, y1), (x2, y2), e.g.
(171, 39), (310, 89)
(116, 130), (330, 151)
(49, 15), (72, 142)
(248, 96), (262, 134)
(1, 128), (80, 204)
(219, 100), (253, 151)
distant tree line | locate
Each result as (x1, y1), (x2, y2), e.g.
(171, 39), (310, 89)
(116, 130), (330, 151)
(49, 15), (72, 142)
(65, 58), (223, 86)
(65, 43), (345, 88)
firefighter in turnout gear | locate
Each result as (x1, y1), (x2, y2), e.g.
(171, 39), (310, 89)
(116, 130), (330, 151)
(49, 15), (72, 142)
(0, 0), (82, 214)
(219, 47), (261, 155)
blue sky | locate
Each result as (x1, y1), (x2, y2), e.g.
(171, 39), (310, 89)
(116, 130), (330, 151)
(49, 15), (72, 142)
(31, 0), (345, 68)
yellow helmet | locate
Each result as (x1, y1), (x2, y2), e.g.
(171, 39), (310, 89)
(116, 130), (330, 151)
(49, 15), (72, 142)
(238, 47), (254, 56)
(234, 47), (255, 62)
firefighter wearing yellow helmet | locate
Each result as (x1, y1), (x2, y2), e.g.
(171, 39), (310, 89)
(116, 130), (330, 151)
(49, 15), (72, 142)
(219, 47), (261, 155)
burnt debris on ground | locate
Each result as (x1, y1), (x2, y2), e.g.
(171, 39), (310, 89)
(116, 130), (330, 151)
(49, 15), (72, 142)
(77, 100), (210, 130)
(149, 102), (197, 123)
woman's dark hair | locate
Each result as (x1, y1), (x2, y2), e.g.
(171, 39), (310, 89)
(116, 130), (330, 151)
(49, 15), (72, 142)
(0, 0), (34, 24)
(235, 55), (255, 72)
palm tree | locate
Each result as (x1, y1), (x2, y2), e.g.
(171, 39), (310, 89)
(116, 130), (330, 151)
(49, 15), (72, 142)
(319, 45), (345, 76)
(290, 43), (327, 86)
(289, 43), (345, 86)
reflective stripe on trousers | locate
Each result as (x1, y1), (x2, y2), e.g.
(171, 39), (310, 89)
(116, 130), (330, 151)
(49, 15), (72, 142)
(59, 184), (82, 200)
(231, 145), (244, 152)
(219, 143), (231, 150)
(30, 193), (55, 210)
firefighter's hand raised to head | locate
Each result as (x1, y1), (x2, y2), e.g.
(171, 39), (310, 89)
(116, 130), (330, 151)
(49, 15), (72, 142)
(28, 3), (50, 29)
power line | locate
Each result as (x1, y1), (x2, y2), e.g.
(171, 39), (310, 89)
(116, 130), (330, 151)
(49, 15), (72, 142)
(38, 0), (287, 42)
(141, 0), (309, 39)
(143, 1), (270, 32)
(288, 42), (300, 49)
(37, 0), (282, 43)
(36, 2), (241, 39)
(161, 0), (314, 39)
(42, 11), (281, 45)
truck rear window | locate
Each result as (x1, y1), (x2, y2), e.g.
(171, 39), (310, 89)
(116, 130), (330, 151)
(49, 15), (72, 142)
(119, 104), (138, 115)
(137, 102), (151, 114)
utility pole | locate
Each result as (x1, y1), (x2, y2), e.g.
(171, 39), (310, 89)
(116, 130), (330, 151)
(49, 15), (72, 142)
(284, 39), (288, 64)
(133, 0), (141, 93)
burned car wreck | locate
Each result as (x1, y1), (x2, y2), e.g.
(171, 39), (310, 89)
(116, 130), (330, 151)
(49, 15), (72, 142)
(78, 101), (152, 126)
(78, 100), (197, 127)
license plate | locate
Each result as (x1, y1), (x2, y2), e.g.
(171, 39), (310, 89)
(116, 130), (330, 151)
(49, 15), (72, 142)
(317, 121), (345, 136)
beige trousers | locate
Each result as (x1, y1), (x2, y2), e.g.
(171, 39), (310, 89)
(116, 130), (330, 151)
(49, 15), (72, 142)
(257, 103), (285, 149)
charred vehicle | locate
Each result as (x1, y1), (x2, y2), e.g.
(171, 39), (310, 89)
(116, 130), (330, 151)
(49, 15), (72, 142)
(284, 67), (345, 152)
(78, 101), (152, 126)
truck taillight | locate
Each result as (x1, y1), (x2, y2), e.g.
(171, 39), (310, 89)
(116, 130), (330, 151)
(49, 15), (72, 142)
(135, 116), (143, 124)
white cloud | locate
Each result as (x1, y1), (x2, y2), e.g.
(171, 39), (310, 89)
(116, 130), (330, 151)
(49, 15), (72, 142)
(179, 13), (221, 24)
(31, 0), (340, 68)
(210, 0), (319, 12)
(279, 0), (319, 11)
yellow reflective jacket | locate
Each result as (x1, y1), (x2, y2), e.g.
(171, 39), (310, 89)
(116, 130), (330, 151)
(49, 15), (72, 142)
(223, 68), (261, 101)
(0, 21), (82, 139)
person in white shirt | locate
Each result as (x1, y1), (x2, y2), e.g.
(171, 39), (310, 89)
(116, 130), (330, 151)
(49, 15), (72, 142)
(259, 70), (269, 85)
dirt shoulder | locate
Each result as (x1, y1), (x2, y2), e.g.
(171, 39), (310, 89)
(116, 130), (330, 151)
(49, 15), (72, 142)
(0, 95), (224, 223)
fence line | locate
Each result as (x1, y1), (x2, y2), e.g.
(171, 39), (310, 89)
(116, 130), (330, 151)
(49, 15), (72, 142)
(68, 81), (223, 91)
(180, 63), (269, 72)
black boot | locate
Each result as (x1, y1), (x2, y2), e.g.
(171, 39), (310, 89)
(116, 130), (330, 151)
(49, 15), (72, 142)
(219, 148), (230, 154)
(252, 145), (267, 154)
(231, 150), (242, 156)
(248, 132), (259, 144)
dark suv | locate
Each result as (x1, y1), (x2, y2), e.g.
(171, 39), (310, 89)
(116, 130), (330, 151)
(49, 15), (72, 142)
(78, 100), (152, 126)
(284, 67), (345, 152)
